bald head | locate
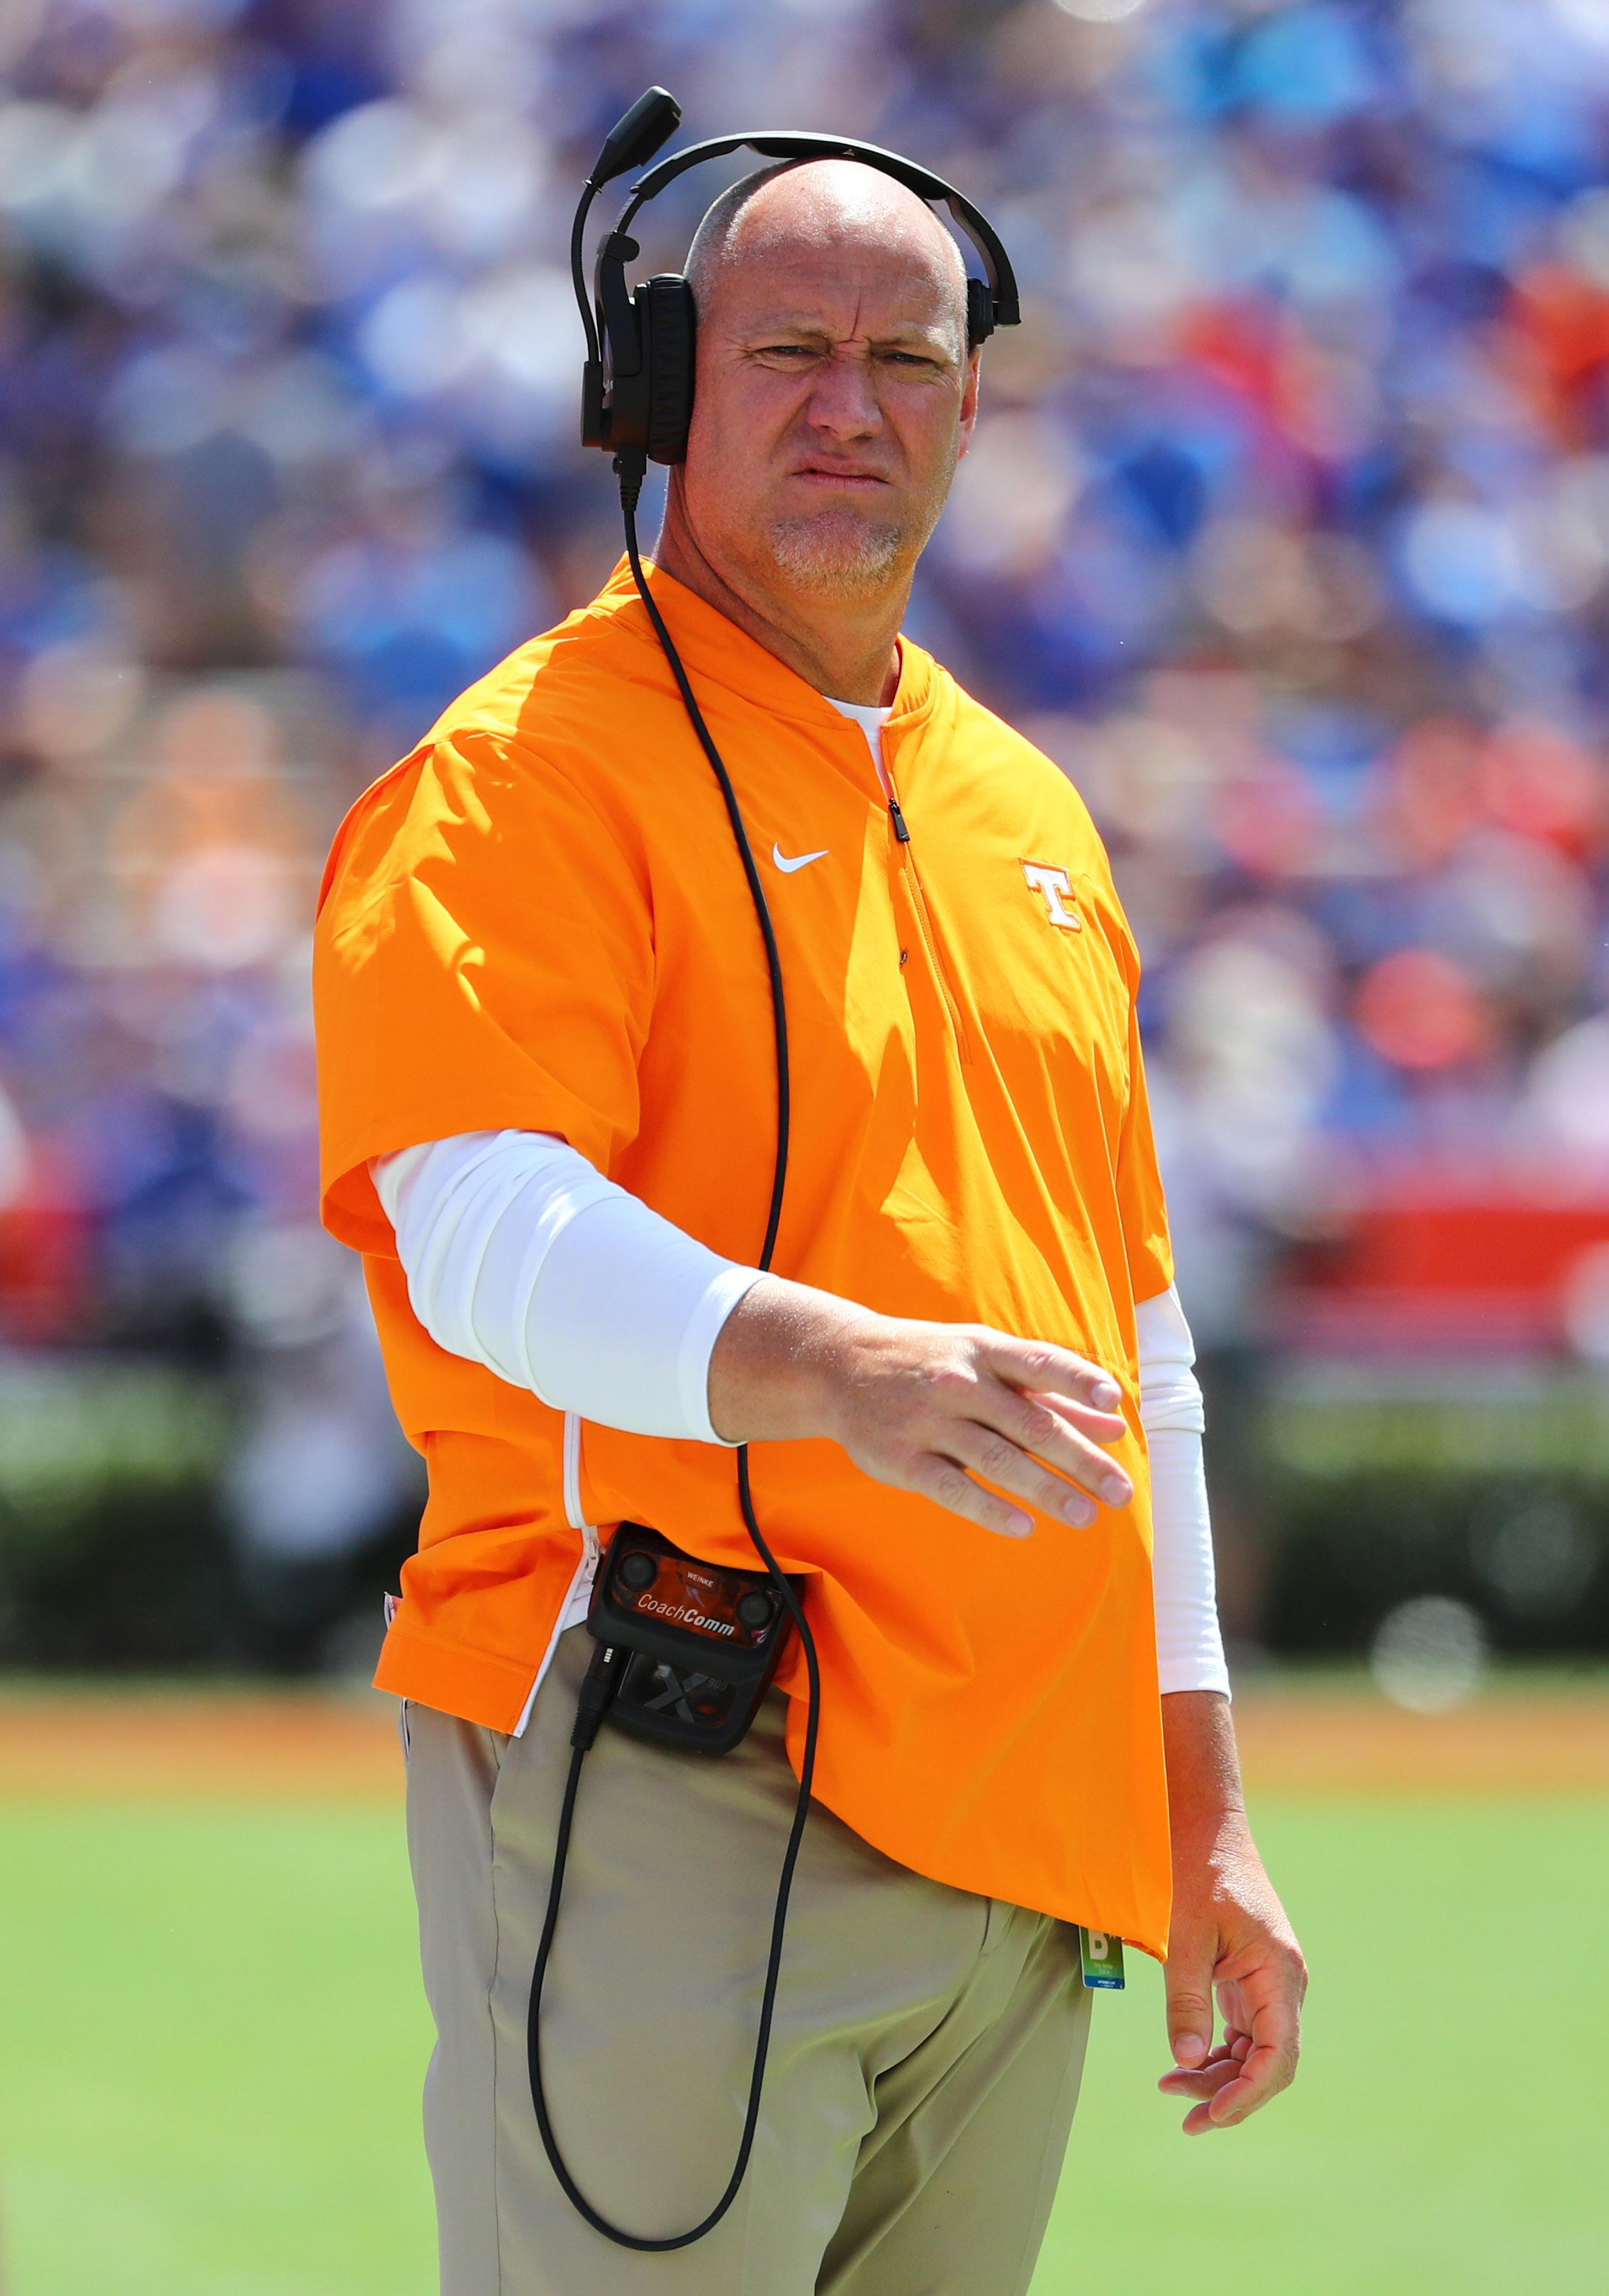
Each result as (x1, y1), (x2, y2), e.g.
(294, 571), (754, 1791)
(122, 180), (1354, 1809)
(686, 159), (971, 356)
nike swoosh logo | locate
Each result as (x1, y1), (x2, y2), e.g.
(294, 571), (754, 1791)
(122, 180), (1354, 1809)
(772, 844), (829, 874)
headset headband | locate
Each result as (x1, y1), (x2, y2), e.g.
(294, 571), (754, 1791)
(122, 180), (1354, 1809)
(611, 132), (1020, 332)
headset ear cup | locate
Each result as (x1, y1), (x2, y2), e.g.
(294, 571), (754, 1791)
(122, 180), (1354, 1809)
(966, 277), (994, 348)
(642, 273), (696, 464)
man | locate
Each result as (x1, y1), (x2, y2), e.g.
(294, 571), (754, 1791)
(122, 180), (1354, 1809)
(314, 157), (1305, 2296)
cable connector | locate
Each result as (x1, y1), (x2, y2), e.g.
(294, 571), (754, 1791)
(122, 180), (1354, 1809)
(614, 450), (647, 519)
(570, 1642), (620, 1751)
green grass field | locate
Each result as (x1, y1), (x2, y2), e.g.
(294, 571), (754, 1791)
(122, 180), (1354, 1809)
(1, 1790), (1604, 2295)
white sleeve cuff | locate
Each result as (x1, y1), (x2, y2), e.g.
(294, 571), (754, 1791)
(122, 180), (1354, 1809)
(1137, 1285), (1231, 1700)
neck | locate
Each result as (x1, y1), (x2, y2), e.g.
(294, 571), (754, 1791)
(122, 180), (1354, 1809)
(654, 494), (905, 707)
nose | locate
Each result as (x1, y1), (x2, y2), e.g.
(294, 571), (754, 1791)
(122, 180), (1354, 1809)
(804, 345), (882, 444)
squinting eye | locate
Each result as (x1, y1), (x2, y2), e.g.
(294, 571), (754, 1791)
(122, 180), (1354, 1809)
(759, 344), (815, 359)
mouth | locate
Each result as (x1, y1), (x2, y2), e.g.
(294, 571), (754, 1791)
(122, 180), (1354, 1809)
(788, 465), (891, 490)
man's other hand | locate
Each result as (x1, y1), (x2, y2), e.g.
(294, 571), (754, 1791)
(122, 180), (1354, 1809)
(1158, 1691), (1307, 2134)
(707, 1276), (1132, 1537)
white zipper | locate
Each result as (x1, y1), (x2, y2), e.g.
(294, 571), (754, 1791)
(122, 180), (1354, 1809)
(512, 1410), (598, 1737)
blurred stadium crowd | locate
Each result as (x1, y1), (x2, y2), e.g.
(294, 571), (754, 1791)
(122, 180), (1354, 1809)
(7, 0), (1609, 1656)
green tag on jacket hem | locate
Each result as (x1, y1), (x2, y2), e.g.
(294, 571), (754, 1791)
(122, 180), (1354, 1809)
(1079, 1927), (1125, 1990)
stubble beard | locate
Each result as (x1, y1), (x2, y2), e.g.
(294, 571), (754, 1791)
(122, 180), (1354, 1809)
(767, 506), (913, 601)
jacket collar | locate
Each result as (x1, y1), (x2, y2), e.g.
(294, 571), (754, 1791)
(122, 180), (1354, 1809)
(586, 555), (940, 738)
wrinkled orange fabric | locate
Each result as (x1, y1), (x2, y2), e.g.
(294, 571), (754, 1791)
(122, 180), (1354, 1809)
(315, 559), (1176, 1955)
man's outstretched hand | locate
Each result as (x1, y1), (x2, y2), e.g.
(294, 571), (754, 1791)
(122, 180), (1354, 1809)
(1158, 1691), (1307, 2135)
(708, 1276), (1132, 1538)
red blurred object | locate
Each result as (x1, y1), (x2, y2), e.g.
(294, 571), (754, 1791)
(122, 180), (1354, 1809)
(1175, 298), (1284, 411)
(1354, 948), (1490, 1070)
(1506, 263), (1609, 440)
(1283, 1182), (1609, 1355)
(1479, 718), (1606, 857)
(1378, 718), (1487, 865)
(1215, 757), (1323, 878)
(0, 1152), (91, 1344)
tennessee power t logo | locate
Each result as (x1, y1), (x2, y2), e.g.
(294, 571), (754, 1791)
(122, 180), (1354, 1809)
(1020, 861), (1081, 931)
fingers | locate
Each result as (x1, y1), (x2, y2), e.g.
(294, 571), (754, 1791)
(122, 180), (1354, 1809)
(941, 1418), (1101, 1529)
(1164, 1962), (1215, 2079)
(978, 1334), (1130, 1430)
(906, 1383), (1132, 1537)
(1202, 1954), (1304, 2130)
(1157, 2057), (1241, 2105)
(1160, 1951), (1304, 2134)
(976, 1380), (1135, 1509)
(830, 1320), (1135, 1539)
(905, 1452), (1036, 1539)
(1185, 2034), (1294, 2134)
(1157, 2033), (1249, 2097)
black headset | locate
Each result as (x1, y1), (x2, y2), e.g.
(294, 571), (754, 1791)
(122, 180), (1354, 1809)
(570, 85), (1021, 467)
(531, 90), (1018, 2258)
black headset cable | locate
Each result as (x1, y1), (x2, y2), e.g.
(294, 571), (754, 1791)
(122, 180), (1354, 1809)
(525, 448), (822, 2252)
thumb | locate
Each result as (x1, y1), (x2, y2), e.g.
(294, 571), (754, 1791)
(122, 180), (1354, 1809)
(1165, 1946), (1215, 2071)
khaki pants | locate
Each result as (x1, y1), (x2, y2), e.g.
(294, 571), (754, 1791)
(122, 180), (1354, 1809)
(402, 1627), (1091, 2296)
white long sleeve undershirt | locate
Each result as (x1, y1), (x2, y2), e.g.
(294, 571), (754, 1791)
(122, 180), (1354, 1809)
(372, 1131), (1230, 1698)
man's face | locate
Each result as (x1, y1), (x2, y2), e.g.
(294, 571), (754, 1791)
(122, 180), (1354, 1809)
(677, 203), (979, 606)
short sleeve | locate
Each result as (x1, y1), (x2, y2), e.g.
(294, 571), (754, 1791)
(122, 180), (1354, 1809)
(313, 728), (654, 1256)
(1117, 996), (1174, 1308)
